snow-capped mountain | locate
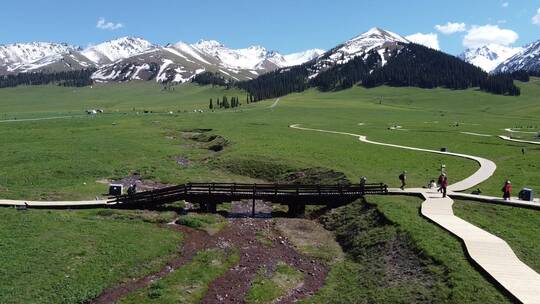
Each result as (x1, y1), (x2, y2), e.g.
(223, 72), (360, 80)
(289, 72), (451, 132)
(493, 40), (540, 74)
(282, 49), (325, 66)
(459, 44), (522, 73)
(308, 27), (409, 78)
(1, 29), (410, 84)
(0, 42), (95, 74)
(0, 42), (73, 63)
(91, 39), (324, 83)
(81, 37), (156, 65)
(191, 40), (324, 70)
(192, 40), (278, 70)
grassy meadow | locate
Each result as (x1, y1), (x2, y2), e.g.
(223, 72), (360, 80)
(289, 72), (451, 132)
(0, 208), (182, 304)
(1, 79), (540, 303)
(1, 79), (539, 199)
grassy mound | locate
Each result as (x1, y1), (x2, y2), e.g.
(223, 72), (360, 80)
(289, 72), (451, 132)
(308, 200), (450, 303)
(274, 218), (344, 265)
(120, 249), (239, 304)
(217, 156), (351, 184)
(245, 262), (304, 304)
(176, 214), (227, 235)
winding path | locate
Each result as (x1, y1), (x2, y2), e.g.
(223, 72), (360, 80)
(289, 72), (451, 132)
(290, 124), (540, 303)
(0, 115), (75, 123)
(504, 128), (538, 134)
(268, 98), (280, 109)
(499, 135), (540, 146)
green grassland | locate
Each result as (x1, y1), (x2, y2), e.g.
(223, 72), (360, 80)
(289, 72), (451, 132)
(0, 81), (245, 118)
(246, 262), (304, 304)
(121, 249), (239, 304)
(0, 208), (182, 304)
(1, 79), (540, 303)
(2, 80), (539, 199)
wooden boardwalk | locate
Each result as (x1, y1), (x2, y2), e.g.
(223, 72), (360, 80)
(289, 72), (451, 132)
(291, 124), (540, 303)
(420, 189), (540, 304)
(0, 198), (107, 208)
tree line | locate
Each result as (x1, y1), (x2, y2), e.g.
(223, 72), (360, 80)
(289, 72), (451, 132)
(0, 69), (96, 88)
(192, 71), (231, 88)
(237, 43), (525, 100)
(209, 95), (256, 110)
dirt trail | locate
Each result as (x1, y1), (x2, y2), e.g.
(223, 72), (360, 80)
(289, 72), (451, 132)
(201, 219), (327, 304)
(90, 224), (214, 303)
(91, 217), (328, 304)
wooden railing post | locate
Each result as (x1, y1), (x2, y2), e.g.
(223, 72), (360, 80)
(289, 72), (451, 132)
(252, 184), (256, 217)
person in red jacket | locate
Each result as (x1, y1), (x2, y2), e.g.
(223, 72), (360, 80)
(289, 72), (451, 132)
(502, 180), (512, 200)
(440, 174), (448, 198)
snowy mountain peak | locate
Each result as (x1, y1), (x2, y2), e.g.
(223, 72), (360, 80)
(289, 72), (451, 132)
(193, 39), (224, 49)
(0, 42), (77, 65)
(282, 49), (325, 66)
(81, 37), (156, 64)
(352, 27), (409, 44)
(493, 40), (540, 74)
(336, 28), (409, 59)
(459, 44), (522, 72)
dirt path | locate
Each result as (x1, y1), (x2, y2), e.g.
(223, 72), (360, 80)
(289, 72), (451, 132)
(0, 115), (76, 123)
(201, 219), (327, 304)
(91, 217), (327, 304)
(91, 224), (214, 303)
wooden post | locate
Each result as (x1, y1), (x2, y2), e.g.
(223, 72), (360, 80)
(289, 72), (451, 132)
(252, 184), (256, 217)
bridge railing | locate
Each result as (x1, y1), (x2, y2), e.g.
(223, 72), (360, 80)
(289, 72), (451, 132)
(109, 182), (388, 205)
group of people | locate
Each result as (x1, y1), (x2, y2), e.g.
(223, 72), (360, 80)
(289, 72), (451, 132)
(399, 171), (449, 198)
(399, 170), (514, 200)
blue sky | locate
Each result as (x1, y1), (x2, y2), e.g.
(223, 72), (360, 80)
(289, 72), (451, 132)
(2, 0), (540, 55)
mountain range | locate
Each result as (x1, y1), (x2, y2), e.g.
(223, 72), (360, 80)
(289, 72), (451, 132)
(1, 27), (540, 86)
(0, 37), (324, 83)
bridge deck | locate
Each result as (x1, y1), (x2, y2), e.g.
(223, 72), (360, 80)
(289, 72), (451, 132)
(109, 182), (388, 207)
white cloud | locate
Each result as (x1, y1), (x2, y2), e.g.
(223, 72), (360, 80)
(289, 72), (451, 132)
(405, 33), (440, 50)
(532, 8), (540, 25)
(435, 22), (467, 35)
(463, 24), (518, 48)
(96, 17), (124, 30)
(502, 2), (509, 8)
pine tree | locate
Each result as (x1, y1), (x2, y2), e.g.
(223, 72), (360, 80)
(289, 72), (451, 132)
(209, 98), (213, 110)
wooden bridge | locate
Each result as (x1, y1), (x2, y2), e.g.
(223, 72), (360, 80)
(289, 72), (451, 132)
(109, 182), (388, 216)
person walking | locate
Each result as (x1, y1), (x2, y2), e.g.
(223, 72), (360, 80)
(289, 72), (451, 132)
(437, 173), (445, 192)
(502, 180), (512, 200)
(359, 176), (367, 193)
(440, 174), (448, 198)
(399, 171), (407, 190)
